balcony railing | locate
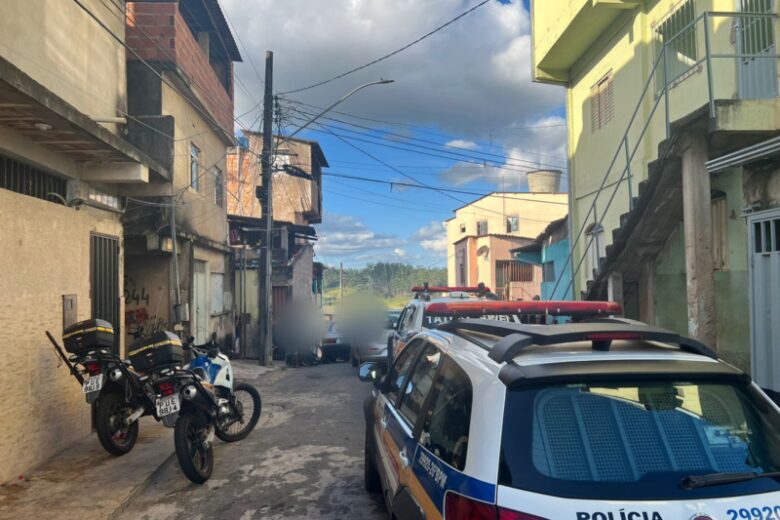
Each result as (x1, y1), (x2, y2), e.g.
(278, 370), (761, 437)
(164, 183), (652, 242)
(550, 10), (779, 300)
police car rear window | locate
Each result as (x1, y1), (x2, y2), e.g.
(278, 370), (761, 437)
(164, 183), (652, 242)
(499, 380), (780, 500)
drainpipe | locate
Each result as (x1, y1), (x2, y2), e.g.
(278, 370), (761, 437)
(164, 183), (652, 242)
(170, 197), (183, 317)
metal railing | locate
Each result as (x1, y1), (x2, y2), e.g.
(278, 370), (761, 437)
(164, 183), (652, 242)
(549, 10), (779, 301)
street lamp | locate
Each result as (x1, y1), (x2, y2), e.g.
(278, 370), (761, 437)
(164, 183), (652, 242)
(285, 79), (394, 140)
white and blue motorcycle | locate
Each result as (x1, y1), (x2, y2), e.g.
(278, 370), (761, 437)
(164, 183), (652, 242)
(183, 335), (262, 444)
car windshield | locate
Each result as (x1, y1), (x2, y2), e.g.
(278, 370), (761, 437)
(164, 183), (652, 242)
(500, 379), (780, 500)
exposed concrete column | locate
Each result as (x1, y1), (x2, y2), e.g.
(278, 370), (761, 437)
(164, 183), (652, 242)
(639, 258), (656, 325)
(607, 272), (624, 309)
(681, 133), (717, 347)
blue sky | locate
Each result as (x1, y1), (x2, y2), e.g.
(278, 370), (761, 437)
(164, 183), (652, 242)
(225, 0), (566, 268)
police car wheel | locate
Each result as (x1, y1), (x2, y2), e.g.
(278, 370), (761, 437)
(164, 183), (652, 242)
(364, 429), (381, 493)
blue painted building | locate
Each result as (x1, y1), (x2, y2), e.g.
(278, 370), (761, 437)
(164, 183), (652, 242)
(512, 217), (572, 301)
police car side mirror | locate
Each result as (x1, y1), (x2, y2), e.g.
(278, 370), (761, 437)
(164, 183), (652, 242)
(358, 362), (385, 385)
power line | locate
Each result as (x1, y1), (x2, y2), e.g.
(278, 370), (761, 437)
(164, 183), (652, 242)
(323, 172), (568, 205)
(287, 112), (559, 177)
(282, 97), (567, 161)
(280, 0), (491, 95)
(289, 106), (566, 170)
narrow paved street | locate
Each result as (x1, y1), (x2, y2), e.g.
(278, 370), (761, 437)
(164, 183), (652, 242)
(0, 362), (385, 520)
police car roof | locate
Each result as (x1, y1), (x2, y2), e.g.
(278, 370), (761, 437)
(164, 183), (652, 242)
(431, 319), (746, 388)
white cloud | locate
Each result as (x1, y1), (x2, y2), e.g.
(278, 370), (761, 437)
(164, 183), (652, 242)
(393, 248), (407, 258)
(315, 213), (404, 258)
(224, 0), (564, 137)
(445, 139), (478, 150)
(411, 220), (448, 253)
(439, 115), (568, 190)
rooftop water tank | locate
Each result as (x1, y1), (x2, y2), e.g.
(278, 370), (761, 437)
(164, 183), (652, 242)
(527, 170), (563, 193)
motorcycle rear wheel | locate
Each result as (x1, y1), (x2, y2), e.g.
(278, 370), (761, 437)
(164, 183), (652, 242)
(174, 413), (213, 484)
(215, 383), (261, 442)
(95, 392), (139, 456)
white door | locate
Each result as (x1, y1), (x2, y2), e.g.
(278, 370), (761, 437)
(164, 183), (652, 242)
(749, 208), (780, 391)
(193, 261), (208, 344)
(738, 0), (778, 100)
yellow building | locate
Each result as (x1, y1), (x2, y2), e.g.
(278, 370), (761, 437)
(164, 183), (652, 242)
(445, 172), (568, 299)
(531, 0), (780, 387)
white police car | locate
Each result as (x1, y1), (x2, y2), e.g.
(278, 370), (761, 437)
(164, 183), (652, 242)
(359, 302), (780, 520)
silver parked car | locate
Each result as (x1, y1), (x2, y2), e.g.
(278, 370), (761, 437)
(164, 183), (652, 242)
(350, 314), (395, 367)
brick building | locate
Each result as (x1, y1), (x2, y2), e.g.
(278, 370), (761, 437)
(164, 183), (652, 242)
(121, 0), (241, 346)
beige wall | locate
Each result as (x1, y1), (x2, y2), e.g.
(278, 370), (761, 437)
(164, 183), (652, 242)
(0, 189), (124, 482)
(0, 0), (128, 135)
(446, 192), (568, 284)
(164, 80), (229, 245)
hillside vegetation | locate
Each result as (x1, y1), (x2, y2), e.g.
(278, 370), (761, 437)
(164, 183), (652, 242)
(323, 262), (447, 307)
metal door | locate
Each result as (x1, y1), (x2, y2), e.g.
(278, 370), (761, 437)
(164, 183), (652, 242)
(738, 0), (778, 100)
(749, 208), (780, 391)
(193, 261), (208, 344)
(90, 233), (120, 353)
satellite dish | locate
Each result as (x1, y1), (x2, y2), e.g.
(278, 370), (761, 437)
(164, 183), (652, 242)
(476, 245), (489, 257)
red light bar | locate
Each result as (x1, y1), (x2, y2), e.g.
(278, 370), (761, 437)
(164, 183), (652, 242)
(424, 300), (622, 317)
(586, 332), (642, 341)
(411, 285), (492, 293)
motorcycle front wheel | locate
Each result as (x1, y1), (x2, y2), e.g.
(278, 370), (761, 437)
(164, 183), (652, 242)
(215, 382), (261, 442)
(174, 413), (213, 484)
(95, 392), (139, 456)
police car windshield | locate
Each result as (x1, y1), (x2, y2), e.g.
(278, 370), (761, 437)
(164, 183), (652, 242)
(499, 379), (780, 500)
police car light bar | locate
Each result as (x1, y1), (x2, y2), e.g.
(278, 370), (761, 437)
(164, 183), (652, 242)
(424, 300), (623, 317)
(410, 284), (492, 294)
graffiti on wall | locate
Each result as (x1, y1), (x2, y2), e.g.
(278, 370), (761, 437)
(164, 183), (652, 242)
(124, 275), (168, 339)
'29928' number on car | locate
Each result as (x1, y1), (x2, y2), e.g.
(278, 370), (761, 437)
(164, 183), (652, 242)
(728, 506), (780, 520)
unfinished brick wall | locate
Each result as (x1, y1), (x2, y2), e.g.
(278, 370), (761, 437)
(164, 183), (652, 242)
(126, 2), (234, 135)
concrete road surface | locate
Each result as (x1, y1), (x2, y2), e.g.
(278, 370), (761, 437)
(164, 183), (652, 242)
(0, 361), (386, 520)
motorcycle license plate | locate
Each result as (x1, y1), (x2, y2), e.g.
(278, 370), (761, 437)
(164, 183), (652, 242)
(156, 394), (180, 417)
(82, 374), (103, 394)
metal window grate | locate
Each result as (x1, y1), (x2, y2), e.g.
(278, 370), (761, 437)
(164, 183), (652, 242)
(591, 72), (615, 132)
(477, 220), (488, 236)
(90, 233), (120, 353)
(655, 0), (698, 92)
(0, 154), (67, 203)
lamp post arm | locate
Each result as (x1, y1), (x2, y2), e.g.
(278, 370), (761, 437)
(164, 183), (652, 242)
(285, 79), (393, 140)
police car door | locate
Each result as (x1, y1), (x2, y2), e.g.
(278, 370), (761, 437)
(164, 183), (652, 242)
(391, 343), (442, 519)
(374, 338), (426, 501)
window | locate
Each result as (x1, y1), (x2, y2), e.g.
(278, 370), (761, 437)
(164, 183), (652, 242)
(211, 273), (224, 314)
(190, 144), (201, 191)
(421, 357), (472, 471)
(654, 0), (697, 92)
(476, 220), (488, 236)
(214, 167), (224, 207)
(711, 196), (728, 270)
(499, 380), (780, 500)
(591, 72), (614, 132)
(543, 261), (556, 282)
(0, 154), (67, 204)
(506, 216), (519, 233)
(385, 339), (425, 405)
(585, 223), (606, 278)
(398, 344), (441, 427)
(399, 304), (417, 334)
(88, 186), (121, 210)
(459, 223), (466, 234)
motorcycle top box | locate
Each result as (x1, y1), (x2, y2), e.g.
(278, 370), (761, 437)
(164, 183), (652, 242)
(62, 319), (115, 354)
(128, 331), (184, 373)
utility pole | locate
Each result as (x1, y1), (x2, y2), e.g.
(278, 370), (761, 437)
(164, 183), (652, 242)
(258, 51), (273, 366)
(339, 262), (344, 307)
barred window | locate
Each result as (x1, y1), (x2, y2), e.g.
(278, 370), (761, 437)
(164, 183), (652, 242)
(591, 72), (615, 132)
(0, 154), (67, 204)
(543, 261), (556, 282)
(190, 144), (201, 191)
(655, 0), (698, 92)
(476, 220), (488, 236)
